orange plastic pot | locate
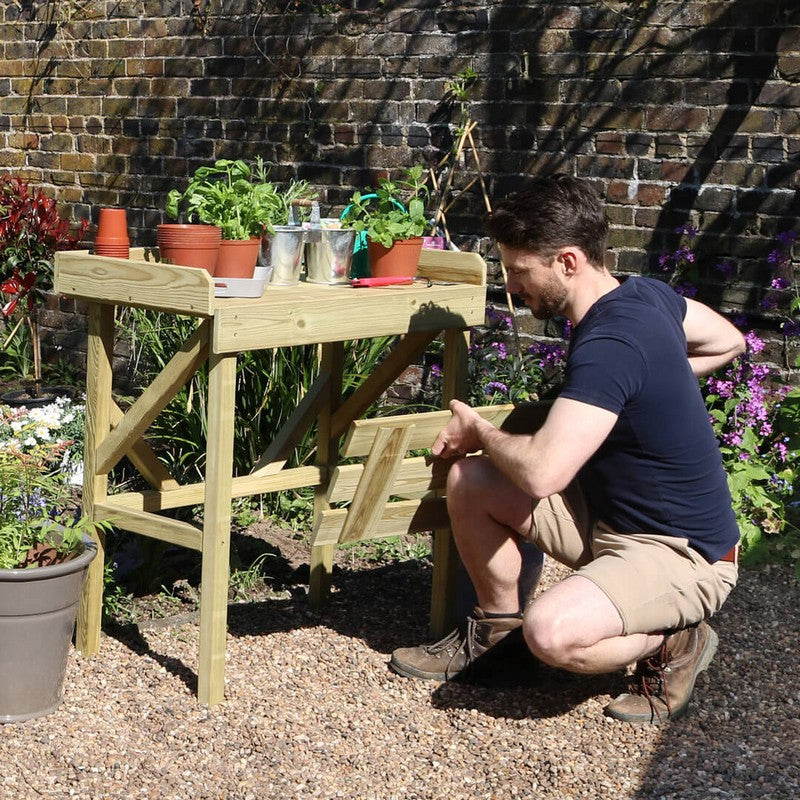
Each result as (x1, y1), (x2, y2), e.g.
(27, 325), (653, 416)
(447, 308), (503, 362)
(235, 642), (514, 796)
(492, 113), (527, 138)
(215, 238), (260, 279)
(367, 237), (423, 278)
(157, 224), (221, 275)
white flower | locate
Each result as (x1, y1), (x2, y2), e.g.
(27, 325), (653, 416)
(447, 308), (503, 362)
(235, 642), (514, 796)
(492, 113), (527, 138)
(23, 437), (37, 447)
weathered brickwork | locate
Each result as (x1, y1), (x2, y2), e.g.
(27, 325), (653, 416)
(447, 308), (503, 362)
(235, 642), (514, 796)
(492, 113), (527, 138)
(0, 0), (799, 369)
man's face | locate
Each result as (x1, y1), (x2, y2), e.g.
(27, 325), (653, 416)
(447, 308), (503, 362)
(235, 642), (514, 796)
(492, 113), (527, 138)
(498, 245), (568, 320)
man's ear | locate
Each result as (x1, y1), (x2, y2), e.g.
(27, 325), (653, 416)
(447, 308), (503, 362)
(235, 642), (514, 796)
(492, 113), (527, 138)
(558, 247), (580, 276)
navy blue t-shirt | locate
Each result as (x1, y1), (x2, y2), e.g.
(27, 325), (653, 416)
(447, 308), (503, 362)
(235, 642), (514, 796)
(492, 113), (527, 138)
(559, 276), (739, 562)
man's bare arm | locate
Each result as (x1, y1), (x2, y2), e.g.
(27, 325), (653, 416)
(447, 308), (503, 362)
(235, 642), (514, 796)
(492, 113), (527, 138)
(683, 297), (746, 376)
(433, 397), (618, 499)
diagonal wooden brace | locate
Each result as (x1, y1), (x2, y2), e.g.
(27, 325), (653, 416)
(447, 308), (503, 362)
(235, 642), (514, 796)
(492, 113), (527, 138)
(95, 320), (211, 475)
(338, 424), (415, 544)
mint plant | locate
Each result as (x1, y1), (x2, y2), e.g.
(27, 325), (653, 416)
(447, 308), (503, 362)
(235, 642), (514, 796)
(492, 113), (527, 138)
(343, 164), (430, 248)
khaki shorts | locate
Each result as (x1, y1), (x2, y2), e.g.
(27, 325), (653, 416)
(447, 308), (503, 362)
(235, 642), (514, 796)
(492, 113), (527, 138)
(526, 480), (739, 635)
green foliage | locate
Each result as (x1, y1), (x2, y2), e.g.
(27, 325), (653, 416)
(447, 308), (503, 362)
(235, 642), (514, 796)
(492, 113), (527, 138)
(0, 398), (102, 570)
(704, 335), (800, 574)
(340, 534), (431, 566)
(424, 309), (567, 407)
(229, 551), (273, 600)
(342, 165), (430, 248)
(123, 307), (393, 527)
(165, 158), (315, 240)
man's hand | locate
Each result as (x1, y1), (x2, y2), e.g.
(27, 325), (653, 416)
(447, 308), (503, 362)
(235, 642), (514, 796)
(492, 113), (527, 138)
(431, 399), (489, 459)
(433, 396), (618, 500)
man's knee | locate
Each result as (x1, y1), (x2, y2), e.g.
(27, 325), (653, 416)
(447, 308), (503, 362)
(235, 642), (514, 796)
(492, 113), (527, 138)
(522, 603), (576, 668)
(446, 454), (491, 495)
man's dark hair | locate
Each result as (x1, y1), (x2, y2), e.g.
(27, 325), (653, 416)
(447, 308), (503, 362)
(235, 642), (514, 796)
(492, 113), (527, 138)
(485, 174), (609, 268)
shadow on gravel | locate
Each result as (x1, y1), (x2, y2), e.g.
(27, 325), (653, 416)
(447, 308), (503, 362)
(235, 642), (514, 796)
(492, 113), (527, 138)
(430, 641), (625, 720)
(632, 565), (800, 799)
(106, 623), (200, 696)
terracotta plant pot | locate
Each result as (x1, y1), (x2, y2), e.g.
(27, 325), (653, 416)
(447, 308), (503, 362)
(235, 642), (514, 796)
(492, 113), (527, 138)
(367, 237), (424, 278)
(157, 224), (221, 275)
(95, 207), (130, 258)
(215, 238), (260, 279)
(96, 207), (128, 240)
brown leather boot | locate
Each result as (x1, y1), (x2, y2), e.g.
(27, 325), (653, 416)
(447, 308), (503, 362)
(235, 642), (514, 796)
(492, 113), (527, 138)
(604, 621), (719, 724)
(389, 607), (523, 681)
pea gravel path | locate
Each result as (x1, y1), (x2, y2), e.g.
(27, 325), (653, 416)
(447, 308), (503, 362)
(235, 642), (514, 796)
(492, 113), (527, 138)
(1, 530), (798, 800)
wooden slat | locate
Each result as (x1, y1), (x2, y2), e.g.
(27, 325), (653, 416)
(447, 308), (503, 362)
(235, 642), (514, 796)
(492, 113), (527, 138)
(96, 321), (210, 474)
(342, 404), (515, 458)
(54, 250), (214, 316)
(107, 465), (324, 512)
(95, 502), (203, 550)
(109, 402), (180, 492)
(311, 497), (450, 546)
(330, 330), (438, 440)
(417, 248), (486, 286)
(212, 283), (486, 352)
(250, 369), (330, 477)
(199, 351), (237, 706)
(309, 342), (345, 607)
(76, 302), (114, 656)
(339, 425), (414, 544)
(327, 456), (451, 503)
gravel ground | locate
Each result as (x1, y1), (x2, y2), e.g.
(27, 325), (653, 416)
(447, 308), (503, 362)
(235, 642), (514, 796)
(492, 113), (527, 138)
(1, 529), (798, 800)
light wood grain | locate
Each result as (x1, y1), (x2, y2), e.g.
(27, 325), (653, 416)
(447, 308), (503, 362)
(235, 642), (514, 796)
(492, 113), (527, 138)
(76, 303), (114, 656)
(339, 425), (414, 544)
(250, 369), (330, 477)
(109, 402), (180, 492)
(212, 283), (485, 352)
(342, 404), (515, 457)
(55, 250), (214, 315)
(95, 502), (202, 550)
(417, 248), (486, 286)
(198, 352), (237, 706)
(329, 330), (437, 440)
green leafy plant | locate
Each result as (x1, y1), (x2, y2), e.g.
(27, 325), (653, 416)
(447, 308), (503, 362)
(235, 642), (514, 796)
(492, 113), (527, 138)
(343, 164), (430, 248)
(0, 398), (101, 570)
(166, 158), (315, 240)
(705, 334), (800, 575)
(659, 222), (800, 575)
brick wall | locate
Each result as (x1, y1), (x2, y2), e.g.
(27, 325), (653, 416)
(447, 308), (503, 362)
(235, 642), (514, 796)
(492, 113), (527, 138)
(1, 0), (799, 371)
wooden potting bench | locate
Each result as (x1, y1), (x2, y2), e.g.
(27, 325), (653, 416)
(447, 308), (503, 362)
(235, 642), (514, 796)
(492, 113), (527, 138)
(54, 246), (488, 706)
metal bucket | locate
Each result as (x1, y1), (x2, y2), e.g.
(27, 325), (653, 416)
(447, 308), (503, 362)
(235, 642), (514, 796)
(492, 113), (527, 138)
(263, 226), (305, 285)
(305, 228), (356, 284)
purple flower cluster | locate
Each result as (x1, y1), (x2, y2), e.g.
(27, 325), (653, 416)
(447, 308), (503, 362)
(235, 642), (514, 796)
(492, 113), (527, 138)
(705, 332), (789, 460)
(528, 341), (566, 369)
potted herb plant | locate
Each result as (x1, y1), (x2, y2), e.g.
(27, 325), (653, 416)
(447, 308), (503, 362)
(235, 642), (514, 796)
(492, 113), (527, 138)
(0, 176), (88, 404)
(0, 398), (103, 723)
(342, 164), (430, 278)
(165, 158), (314, 278)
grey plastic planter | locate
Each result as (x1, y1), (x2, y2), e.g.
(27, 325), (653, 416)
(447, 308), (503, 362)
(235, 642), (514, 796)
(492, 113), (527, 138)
(0, 533), (97, 723)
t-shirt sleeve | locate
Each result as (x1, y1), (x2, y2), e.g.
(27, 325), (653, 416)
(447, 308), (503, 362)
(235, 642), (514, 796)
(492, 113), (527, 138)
(559, 336), (646, 414)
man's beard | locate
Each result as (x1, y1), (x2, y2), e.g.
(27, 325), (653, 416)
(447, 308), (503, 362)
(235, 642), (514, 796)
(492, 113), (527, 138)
(526, 273), (568, 320)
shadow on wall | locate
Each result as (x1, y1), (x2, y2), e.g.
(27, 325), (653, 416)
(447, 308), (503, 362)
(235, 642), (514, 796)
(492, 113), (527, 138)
(484, 0), (800, 313)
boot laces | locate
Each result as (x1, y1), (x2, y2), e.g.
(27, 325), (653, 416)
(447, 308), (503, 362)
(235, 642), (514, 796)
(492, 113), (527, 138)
(630, 638), (673, 721)
(423, 617), (483, 663)
(423, 626), (464, 657)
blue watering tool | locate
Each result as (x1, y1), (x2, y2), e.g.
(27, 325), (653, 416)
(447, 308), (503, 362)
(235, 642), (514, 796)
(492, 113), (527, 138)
(340, 193), (406, 279)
